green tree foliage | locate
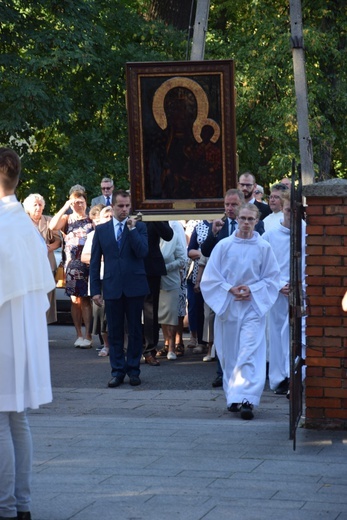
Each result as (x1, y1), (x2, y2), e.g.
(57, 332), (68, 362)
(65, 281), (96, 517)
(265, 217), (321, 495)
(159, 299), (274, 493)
(1, 0), (346, 208)
(206, 0), (347, 185)
(303, 0), (347, 180)
(0, 0), (186, 210)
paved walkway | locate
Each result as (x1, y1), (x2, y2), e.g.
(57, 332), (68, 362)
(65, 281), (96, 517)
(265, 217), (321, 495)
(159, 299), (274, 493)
(29, 383), (347, 520)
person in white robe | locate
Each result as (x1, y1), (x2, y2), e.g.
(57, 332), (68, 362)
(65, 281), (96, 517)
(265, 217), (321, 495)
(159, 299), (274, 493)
(262, 192), (306, 393)
(200, 204), (280, 420)
(0, 148), (55, 520)
(263, 183), (288, 232)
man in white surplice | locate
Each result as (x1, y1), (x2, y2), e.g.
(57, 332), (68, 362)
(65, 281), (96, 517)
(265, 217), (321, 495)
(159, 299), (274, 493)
(262, 191), (306, 394)
(0, 148), (55, 520)
(200, 204), (280, 420)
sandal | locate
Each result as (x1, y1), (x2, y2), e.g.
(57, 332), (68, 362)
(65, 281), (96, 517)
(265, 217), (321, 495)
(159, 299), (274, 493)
(98, 346), (109, 357)
(156, 344), (169, 357)
(175, 343), (185, 357)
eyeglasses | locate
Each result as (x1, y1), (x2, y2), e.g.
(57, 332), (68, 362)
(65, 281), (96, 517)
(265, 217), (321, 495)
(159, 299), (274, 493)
(272, 183), (289, 191)
(238, 183), (254, 188)
(101, 186), (112, 191)
(269, 194), (281, 200)
(254, 190), (262, 195)
(238, 216), (256, 222)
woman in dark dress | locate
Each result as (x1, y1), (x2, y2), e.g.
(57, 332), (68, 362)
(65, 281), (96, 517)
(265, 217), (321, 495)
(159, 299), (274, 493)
(49, 190), (93, 347)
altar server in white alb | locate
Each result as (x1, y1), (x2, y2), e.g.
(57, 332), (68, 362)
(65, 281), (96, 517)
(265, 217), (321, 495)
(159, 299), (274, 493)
(262, 191), (306, 395)
(200, 204), (280, 420)
(0, 148), (55, 520)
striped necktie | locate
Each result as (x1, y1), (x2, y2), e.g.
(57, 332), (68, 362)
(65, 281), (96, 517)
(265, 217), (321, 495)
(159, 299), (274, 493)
(116, 222), (123, 243)
(106, 196), (111, 206)
(230, 219), (236, 235)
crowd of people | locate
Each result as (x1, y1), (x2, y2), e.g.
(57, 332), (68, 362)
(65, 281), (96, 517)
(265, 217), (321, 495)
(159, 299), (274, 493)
(0, 146), (307, 519)
(42, 172), (302, 418)
(22, 173), (303, 409)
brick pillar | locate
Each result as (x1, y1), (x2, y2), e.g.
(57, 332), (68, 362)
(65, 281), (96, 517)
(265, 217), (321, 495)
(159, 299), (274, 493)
(303, 179), (347, 430)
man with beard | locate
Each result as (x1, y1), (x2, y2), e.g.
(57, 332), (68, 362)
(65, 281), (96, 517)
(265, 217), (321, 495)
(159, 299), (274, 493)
(238, 172), (271, 220)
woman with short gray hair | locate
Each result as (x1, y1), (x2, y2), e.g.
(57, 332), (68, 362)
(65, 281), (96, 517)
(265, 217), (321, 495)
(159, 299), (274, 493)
(23, 193), (61, 323)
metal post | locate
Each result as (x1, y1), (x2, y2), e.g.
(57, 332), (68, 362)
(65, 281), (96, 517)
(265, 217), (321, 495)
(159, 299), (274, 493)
(289, 0), (315, 185)
(190, 0), (210, 60)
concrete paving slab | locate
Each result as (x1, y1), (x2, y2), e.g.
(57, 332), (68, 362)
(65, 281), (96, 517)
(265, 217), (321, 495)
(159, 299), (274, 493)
(27, 385), (347, 520)
(28, 325), (346, 520)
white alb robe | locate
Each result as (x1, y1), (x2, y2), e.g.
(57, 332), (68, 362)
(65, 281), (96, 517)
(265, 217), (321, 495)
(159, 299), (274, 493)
(0, 196), (55, 412)
(200, 232), (280, 406)
(262, 221), (306, 390)
(263, 211), (283, 232)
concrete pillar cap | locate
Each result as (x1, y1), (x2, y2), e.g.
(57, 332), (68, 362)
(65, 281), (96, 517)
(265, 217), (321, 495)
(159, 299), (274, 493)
(303, 178), (347, 197)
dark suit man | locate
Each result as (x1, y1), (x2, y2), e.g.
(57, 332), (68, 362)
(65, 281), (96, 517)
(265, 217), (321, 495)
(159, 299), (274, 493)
(201, 189), (265, 258)
(238, 171), (272, 220)
(90, 190), (149, 387)
(142, 222), (173, 366)
(253, 199), (271, 220)
(201, 188), (264, 388)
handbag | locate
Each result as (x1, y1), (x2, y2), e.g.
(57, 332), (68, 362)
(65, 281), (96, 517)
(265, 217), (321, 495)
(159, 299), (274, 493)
(55, 262), (66, 288)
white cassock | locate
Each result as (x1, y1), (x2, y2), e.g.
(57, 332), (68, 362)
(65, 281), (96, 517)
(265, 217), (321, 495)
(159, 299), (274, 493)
(262, 221), (306, 390)
(263, 211), (283, 232)
(0, 195), (55, 412)
(200, 232), (280, 407)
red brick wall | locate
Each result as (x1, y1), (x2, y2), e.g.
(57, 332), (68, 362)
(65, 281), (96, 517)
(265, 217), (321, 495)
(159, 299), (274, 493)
(305, 195), (347, 429)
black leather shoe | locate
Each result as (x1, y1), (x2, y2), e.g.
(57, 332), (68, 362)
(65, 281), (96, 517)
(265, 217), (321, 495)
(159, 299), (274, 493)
(228, 403), (240, 413)
(108, 376), (124, 388)
(274, 377), (289, 395)
(212, 375), (223, 388)
(240, 400), (254, 420)
(129, 376), (141, 386)
(17, 513), (32, 520)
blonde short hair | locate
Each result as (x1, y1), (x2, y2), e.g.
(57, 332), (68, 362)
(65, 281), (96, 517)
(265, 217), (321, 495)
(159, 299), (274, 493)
(100, 206), (113, 219)
(236, 203), (260, 219)
(89, 203), (105, 220)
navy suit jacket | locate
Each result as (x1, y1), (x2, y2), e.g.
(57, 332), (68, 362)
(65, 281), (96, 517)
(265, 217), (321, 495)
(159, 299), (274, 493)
(201, 218), (265, 258)
(144, 222), (173, 277)
(253, 200), (272, 220)
(90, 219), (149, 299)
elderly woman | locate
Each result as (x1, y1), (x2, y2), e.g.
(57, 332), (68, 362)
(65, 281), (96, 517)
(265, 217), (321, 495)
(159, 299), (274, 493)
(157, 221), (186, 360)
(49, 190), (93, 348)
(23, 193), (61, 324)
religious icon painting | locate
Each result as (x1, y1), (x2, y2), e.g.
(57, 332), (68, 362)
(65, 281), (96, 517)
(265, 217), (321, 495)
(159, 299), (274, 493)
(126, 60), (237, 218)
